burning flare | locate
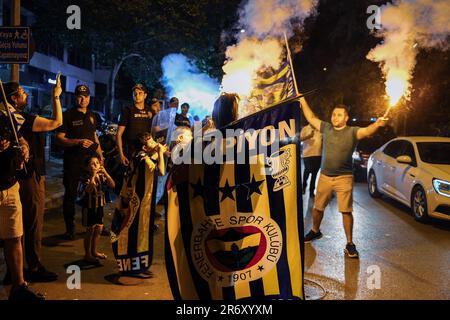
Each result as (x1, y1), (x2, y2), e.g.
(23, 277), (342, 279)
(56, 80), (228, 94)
(385, 70), (409, 107)
(221, 0), (318, 118)
(367, 0), (450, 112)
(221, 37), (283, 98)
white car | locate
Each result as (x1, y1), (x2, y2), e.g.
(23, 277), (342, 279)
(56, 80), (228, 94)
(367, 136), (450, 222)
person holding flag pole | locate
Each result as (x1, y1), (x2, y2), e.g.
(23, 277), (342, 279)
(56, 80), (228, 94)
(3, 74), (63, 283)
(284, 32), (389, 257)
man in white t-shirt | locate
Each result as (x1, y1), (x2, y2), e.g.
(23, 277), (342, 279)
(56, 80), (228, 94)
(300, 124), (322, 198)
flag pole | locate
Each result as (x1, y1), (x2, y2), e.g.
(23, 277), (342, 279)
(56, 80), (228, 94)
(284, 32), (299, 95)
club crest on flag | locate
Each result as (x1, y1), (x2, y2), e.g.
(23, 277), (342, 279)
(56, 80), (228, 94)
(190, 213), (283, 287)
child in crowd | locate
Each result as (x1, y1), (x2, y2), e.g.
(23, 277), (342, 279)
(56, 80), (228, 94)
(78, 154), (115, 263)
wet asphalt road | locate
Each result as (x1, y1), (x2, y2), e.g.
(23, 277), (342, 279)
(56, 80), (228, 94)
(303, 181), (450, 300)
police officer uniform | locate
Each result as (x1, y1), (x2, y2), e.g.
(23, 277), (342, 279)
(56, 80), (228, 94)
(58, 85), (99, 237)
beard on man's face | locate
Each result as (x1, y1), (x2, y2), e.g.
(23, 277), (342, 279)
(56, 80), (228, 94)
(12, 97), (27, 111)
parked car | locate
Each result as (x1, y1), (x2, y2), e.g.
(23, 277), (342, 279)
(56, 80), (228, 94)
(367, 136), (450, 222)
(352, 122), (396, 181)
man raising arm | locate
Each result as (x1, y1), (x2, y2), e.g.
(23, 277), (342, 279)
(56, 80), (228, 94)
(4, 78), (63, 283)
(299, 96), (387, 258)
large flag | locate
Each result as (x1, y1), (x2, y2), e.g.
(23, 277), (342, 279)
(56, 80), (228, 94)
(241, 40), (299, 118)
(248, 59), (297, 109)
(0, 100), (25, 132)
(110, 152), (158, 275)
(165, 100), (304, 300)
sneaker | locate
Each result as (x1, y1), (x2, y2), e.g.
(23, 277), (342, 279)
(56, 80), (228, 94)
(8, 282), (45, 301)
(27, 265), (58, 283)
(344, 243), (359, 258)
(304, 230), (323, 243)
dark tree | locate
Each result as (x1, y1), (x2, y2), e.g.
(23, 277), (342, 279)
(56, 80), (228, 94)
(31, 0), (241, 117)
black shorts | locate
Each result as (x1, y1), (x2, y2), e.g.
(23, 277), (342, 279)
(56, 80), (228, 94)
(82, 206), (104, 227)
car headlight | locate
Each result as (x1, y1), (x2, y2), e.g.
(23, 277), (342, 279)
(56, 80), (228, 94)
(433, 179), (450, 198)
(352, 151), (361, 161)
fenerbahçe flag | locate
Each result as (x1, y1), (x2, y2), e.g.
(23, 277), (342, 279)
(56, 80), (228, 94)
(0, 101), (25, 131)
(165, 100), (304, 300)
(248, 57), (297, 110)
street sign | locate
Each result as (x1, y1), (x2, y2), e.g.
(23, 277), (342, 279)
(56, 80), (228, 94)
(0, 27), (30, 64)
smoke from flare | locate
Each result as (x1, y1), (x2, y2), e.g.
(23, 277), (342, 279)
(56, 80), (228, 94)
(221, 38), (284, 96)
(221, 0), (317, 112)
(161, 54), (220, 119)
(239, 0), (317, 38)
(367, 0), (450, 107)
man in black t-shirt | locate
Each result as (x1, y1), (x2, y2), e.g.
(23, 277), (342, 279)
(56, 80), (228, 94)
(0, 100), (45, 300)
(117, 83), (153, 166)
(56, 84), (104, 240)
(4, 80), (63, 282)
(175, 102), (192, 128)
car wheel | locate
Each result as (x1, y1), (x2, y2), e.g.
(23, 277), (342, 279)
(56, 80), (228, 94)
(411, 185), (429, 223)
(368, 170), (381, 198)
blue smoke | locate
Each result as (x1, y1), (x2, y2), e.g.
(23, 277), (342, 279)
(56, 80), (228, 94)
(161, 54), (220, 119)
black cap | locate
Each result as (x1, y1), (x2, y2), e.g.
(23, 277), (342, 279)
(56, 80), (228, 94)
(75, 84), (90, 96)
(3, 82), (20, 97)
(132, 83), (148, 94)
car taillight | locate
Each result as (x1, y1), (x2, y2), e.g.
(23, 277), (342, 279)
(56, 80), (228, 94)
(352, 151), (361, 161)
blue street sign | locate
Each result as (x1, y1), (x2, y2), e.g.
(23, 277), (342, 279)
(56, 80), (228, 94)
(0, 27), (30, 64)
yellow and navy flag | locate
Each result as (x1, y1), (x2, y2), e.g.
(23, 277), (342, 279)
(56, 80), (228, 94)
(165, 100), (304, 300)
(248, 57), (298, 109)
(0, 101), (25, 131)
(110, 152), (157, 274)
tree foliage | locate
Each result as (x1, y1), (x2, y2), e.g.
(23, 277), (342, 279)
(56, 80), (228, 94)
(31, 0), (241, 91)
(31, 0), (449, 133)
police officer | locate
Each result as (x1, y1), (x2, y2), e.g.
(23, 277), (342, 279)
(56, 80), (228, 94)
(117, 83), (153, 166)
(56, 84), (104, 240)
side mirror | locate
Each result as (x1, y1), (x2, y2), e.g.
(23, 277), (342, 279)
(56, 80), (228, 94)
(396, 155), (412, 164)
